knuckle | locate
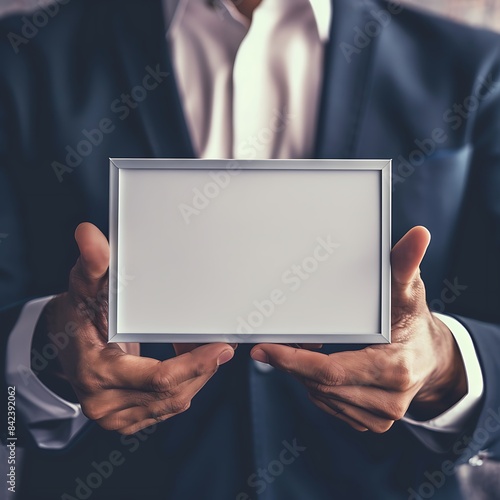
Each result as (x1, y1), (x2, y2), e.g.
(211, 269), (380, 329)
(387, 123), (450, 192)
(318, 360), (345, 387)
(307, 380), (330, 396)
(168, 397), (191, 415)
(391, 357), (415, 391)
(135, 393), (153, 408)
(81, 401), (106, 421)
(150, 370), (176, 395)
(371, 420), (395, 434)
(384, 400), (407, 421)
(97, 417), (123, 432)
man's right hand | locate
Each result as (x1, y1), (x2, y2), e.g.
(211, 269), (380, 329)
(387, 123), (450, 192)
(41, 223), (235, 435)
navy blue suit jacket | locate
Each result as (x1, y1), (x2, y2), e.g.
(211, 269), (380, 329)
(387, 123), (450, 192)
(1, 0), (500, 498)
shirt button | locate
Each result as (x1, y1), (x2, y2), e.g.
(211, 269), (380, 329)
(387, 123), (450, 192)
(253, 359), (274, 373)
(470, 450), (491, 467)
(469, 454), (484, 467)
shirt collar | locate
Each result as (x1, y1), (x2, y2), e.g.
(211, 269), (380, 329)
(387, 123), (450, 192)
(163, 0), (332, 43)
(309, 0), (332, 42)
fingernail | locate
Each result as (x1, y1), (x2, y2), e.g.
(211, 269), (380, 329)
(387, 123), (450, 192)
(218, 349), (235, 366)
(229, 343), (238, 350)
(251, 349), (269, 364)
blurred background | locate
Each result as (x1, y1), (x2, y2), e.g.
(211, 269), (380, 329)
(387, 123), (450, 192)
(0, 0), (499, 32)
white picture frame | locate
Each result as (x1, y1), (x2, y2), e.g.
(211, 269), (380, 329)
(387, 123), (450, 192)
(109, 158), (391, 344)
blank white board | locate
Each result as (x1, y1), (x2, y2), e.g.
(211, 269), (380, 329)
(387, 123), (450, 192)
(109, 159), (391, 343)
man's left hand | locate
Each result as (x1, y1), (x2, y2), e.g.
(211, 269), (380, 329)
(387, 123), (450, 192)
(250, 226), (467, 433)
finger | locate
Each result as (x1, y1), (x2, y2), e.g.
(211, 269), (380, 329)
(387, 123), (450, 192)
(97, 356), (226, 431)
(391, 226), (430, 292)
(174, 343), (204, 356)
(100, 368), (213, 431)
(84, 345), (235, 419)
(81, 363), (217, 420)
(304, 382), (409, 421)
(251, 345), (376, 386)
(308, 394), (368, 432)
(96, 399), (181, 431)
(95, 407), (173, 433)
(108, 343), (235, 391)
(311, 394), (394, 433)
(117, 418), (161, 436)
(173, 343), (238, 356)
(74, 222), (110, 284)
(79, 389), (146, 419)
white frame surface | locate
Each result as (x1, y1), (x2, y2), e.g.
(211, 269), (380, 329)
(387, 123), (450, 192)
(109, 159), (391, 344)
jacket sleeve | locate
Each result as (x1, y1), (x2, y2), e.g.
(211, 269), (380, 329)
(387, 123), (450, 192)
(435, 38), (500, 464)
(0, 70), (91, 451)
(453, 37), (500, 463)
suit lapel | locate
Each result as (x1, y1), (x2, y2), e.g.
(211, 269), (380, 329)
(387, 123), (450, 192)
(108, 0), (195, 158)
(314, 0), (379, 158)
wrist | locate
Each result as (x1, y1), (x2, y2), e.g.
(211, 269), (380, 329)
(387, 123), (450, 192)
(32, 295), (78, 402)
(410, 315), (467, 419)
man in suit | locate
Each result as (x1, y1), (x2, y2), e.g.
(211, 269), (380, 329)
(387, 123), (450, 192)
(1, 0), (499, 498)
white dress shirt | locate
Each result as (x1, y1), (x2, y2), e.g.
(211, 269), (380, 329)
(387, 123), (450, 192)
(168, 0), (328, 159)
(6, 0), (483, 449)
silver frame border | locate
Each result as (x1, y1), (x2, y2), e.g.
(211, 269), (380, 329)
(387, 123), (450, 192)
(109, 158), (391, 344)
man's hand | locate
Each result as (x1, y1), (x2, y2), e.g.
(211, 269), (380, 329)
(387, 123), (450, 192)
(251, 226), (467, 433)
(42, 223), (235, 435)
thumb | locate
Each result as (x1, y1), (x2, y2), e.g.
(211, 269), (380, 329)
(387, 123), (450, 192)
(74, 222), (110, 284)
(391, 226), (431, 292)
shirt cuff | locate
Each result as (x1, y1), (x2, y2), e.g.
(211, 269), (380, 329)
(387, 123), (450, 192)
(403, 313), (484, 433)
(5, 296), (89, 450)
